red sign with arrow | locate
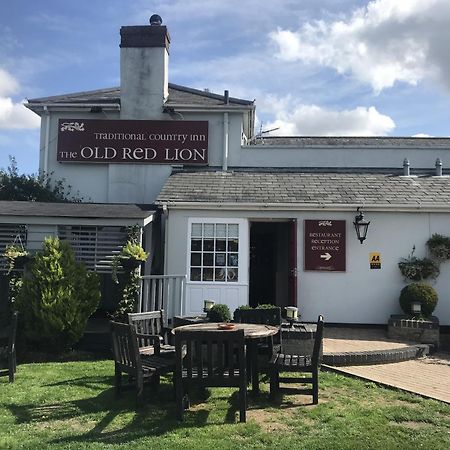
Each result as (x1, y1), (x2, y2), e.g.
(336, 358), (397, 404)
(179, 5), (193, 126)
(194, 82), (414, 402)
(304, 220), (346, 271)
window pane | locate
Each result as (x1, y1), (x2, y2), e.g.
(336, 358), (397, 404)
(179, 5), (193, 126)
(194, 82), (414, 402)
(216, 239), (226, 251)
(204, 239), (214, 251)
(191, 239), (202, 251)
(204, 224), (214, 238)
(203, 253), (213, 266)
(191, 223), (202, 237)
(190, 268), (201, 281)
(203, 268), (213, 281)
(215, 253), (226, 266)
(191, 253), (201, 266)
(215, 268), (226, 282)
(228, 239), (239, 252)
(228, 224), (238, 238)
(216, 224), (226, 238)
(228, 253), (239, 267)
(227, 268), (238, 282)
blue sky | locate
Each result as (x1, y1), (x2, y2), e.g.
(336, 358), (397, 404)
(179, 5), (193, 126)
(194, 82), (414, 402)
(2, 0), (450, 174)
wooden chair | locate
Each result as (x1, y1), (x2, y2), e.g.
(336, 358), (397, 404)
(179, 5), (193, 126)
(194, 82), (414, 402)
(174, 329), (247, 422)
(127, 310), (175, 357)
(234, 307), (282, 372)
(110, 321), (174, 404)
(0, 311), (18, 382)
(269, 315), (324, 404)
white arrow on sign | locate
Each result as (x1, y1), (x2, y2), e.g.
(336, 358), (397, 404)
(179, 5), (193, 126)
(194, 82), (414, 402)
(320, 253), (332, 261)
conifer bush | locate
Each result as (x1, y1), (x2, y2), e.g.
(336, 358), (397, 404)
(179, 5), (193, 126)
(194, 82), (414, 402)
(399, 282), (438, 317)
(16, 236), (100, 352)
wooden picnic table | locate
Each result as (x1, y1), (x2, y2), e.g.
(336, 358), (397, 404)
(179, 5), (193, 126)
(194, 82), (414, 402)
(173, 322), (279, 394)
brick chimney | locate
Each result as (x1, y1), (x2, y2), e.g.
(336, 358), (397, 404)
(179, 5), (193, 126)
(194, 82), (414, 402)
(120, 15), (170, 119)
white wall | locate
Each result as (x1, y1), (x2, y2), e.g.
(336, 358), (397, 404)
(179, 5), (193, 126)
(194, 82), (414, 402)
(165, 208), (450, 325)
(43, 110), (243, 203)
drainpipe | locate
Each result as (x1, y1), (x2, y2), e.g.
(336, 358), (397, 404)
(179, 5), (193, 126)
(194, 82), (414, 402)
(222, 90), (230, 172)
(222, 112), (229, 171)
(43, 106), (50, 174)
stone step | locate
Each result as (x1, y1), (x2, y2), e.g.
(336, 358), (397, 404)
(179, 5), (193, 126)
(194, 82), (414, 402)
(323, 344), (431, 366)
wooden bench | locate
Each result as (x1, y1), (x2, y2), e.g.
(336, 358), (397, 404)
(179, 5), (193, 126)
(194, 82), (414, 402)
(0, 311), (18, 382)
(110, 321), (174, 405)
(127, 310), (175, 357)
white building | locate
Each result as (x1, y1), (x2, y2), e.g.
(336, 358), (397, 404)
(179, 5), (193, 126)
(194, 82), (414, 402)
(2, 16), (450, 326)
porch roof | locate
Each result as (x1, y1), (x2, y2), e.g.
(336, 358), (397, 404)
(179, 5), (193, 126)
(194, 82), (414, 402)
(156, 169), (450, 211)
(0, 201), (156, 226)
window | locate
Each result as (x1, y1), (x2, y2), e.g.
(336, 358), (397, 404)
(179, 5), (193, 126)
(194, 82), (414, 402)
(189, 222), (240, 282)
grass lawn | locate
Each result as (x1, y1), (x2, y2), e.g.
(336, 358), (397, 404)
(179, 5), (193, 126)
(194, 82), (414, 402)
(0, 358), (449, 449)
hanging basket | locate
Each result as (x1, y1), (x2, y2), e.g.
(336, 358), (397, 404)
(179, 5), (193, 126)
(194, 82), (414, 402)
(121, 258), (142, 271)
(13, 254), (32, 270)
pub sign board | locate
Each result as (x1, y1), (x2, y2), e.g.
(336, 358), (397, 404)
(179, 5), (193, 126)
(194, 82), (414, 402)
(304, 220), (346, 271)
(57, 119), (208, 165)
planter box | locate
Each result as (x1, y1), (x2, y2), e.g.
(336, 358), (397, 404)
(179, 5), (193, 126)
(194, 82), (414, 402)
(387, 314), (440, 347)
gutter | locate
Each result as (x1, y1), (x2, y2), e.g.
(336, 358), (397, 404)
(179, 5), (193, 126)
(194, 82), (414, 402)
(154, 201), (450, 213)
(163, 103), (254, 112)
(25, 103), (121, 114)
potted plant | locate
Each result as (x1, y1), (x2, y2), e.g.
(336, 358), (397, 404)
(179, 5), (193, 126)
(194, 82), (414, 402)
(3, 243), (30, 274)
(207, 304), (231, 323)
(398, 246), (439, 281)
(111, 240), (149, 283)
(427, 233), (450, 261)
(399, 282), (438, 318)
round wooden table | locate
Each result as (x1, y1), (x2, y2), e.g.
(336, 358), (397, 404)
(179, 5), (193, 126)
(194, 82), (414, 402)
(173, 322), (279, 394)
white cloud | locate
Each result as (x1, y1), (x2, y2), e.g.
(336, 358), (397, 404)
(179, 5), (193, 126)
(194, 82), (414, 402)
(270, 0), (450, 92)
(262, 102), (395, 136)
(0, 69), (40, 129)
(0, 68), (19, 96)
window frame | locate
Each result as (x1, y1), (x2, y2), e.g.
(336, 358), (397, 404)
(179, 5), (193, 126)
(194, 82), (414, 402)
(187, 218), (247, 285)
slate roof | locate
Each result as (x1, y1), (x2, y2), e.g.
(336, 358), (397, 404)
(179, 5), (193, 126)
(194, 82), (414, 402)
(253, 136), (450, 148)
(27, 83), (254, 107)
(156, 170), (450, 207)
(0, 201), (155, 220)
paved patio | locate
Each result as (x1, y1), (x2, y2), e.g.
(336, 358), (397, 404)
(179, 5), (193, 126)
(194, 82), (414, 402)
(322, 327), (450, 404)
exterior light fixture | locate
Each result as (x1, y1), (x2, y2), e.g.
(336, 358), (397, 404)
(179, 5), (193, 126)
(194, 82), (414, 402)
(353, 207), (370, 244)
(285, 306), (298, 319)
(203, 299), (215, 312)
(411, 301), (422, 315)
(285, 306), (299, 327)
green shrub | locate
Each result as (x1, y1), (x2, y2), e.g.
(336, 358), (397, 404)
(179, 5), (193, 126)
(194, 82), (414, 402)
(16, 237), (100, 352)
(207, 304), (231, 322)
(399, 282), (438, 317)
(256, 303), (277, 309)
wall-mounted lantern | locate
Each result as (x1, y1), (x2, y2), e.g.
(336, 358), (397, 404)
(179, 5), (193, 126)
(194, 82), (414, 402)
(353, 207), (370, 244)
(411, 301), (422, 315)
(203, 299), (215, 313)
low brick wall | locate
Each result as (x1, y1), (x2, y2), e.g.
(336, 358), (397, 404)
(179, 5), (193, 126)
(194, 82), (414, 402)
(387, 315), (440, 347)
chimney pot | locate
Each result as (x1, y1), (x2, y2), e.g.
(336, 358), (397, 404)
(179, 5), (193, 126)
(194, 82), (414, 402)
(150, 14), (162, 26)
